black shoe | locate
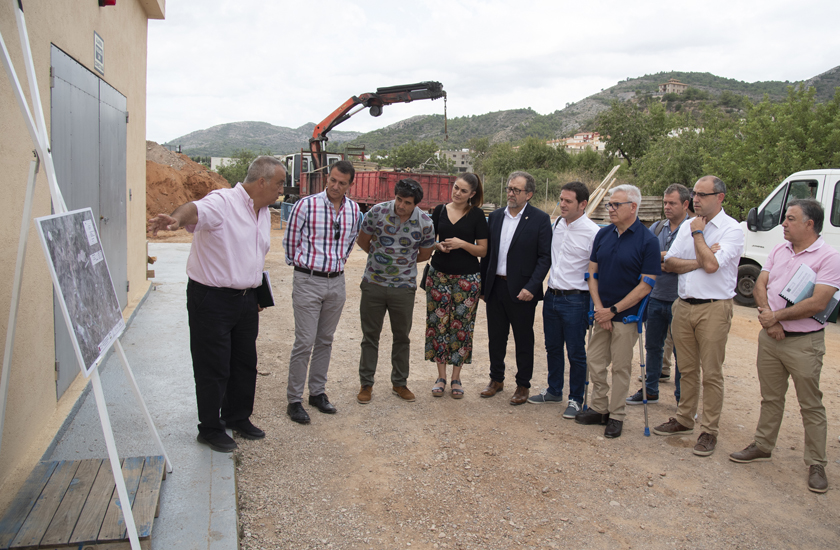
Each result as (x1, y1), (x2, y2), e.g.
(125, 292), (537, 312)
(574, 408), (610, 425)
(604, 419), (623, 438)
(626, 388), (659, 405)
(196, 432), (238, 453)
(286, 402), (311, 424)
(308, 393), (337, 414)
(230, 419), (265, 440)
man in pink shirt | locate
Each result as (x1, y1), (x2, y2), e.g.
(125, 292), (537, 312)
(148, 156), (285, 453)
(729, 199), (840, 493)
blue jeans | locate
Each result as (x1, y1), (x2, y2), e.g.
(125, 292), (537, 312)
(543, 291), (588, 403)
(644, 297), (674, 397)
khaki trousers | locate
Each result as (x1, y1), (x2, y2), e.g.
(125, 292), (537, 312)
(754, 330), (827, 466)
(672, 298), (733, 436)
(586, 321), (638, 421)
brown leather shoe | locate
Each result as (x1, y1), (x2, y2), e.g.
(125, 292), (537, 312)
(357, 385), (372, 404)
(480, 380), (504, 398)
(392, 386), (416, 402)
(510, 385), (529, 405)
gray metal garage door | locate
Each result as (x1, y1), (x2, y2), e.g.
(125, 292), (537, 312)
(50, 45), (127, 399)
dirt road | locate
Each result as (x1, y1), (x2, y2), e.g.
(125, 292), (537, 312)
(152, 222), (840, 549)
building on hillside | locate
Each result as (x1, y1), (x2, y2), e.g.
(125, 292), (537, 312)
(0, 0), (165, 509)
(438, 149), (473, 173)
(659, 79), (688, 94)
(548, 132), (606, 154)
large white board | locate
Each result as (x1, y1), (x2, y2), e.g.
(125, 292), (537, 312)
(36, 208), (124, 376)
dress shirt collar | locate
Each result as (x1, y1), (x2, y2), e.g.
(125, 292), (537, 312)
(504, 204), (526, 220)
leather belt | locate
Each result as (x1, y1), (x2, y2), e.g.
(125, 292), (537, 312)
(189, 278), (252, 295)
(784, 328), (825, 337)
(547, 288), (589, 296)
(496, 275), (507, 281)
(295, 266), (344, 278)
(681, 297), (717, 305)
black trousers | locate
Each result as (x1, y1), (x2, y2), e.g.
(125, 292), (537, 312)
(187, 279), (259, 436)
(486, 278), (537, 388)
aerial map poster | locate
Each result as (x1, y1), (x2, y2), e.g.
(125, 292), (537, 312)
(36, 208), (125, 376)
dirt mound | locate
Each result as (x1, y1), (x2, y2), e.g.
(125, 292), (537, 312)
(146, 140), (229, 221)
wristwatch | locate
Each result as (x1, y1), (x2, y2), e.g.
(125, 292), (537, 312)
(609, 305), (618, 315)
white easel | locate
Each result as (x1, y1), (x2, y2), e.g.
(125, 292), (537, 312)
(1, 4), (171, 550)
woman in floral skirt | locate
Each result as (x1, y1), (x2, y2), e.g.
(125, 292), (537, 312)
(425, 173), (489, 398)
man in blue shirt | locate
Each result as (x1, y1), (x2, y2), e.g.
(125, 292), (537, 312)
(575, 185), (660, 438)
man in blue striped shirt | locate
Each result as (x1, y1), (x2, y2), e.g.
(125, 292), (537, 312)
(282, 160), (361, 424)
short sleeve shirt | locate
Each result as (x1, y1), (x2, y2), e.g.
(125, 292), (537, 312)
(186, 184), (269, 289)
(361, 200), (435, 288)
(590, 217), (662, 317)
(430, 206), (489, 275)
(764, 237), (840, 332)
(649, 216), (689, 302)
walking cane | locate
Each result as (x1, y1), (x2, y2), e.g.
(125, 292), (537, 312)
(621, 276), (656, 437)
(582, 272), (596, 412)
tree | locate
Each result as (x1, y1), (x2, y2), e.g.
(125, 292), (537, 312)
(216, 149), (269, 186)
(378, 140), (441, 170)
(596, 100), (670, 168)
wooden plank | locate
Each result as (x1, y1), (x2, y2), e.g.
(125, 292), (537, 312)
(130, 457), (165, 538)
(10, 461), (80, 549)
(0, 461), (57, 549)
(40, 459), (102, 546)
(69, 459), (118, 545)
(97, 457), (144, 542)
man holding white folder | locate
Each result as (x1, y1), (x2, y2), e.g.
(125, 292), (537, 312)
(729, 199), (840, 494)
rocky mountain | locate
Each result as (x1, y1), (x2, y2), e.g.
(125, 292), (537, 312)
(170, 66), (840, 156)
(165, 121), (361, 157)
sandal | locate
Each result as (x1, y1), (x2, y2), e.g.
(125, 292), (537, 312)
(450, 379), (464, 399)
(432, 378), (446, 397)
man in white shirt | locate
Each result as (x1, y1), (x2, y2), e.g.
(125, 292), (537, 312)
(653, 176), (744, 457)
(527, 182), (599, 420)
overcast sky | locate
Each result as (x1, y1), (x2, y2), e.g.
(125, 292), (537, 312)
(146, 0), (840, 144)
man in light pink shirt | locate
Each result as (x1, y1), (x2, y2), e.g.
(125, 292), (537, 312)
(729, 199), (840, 494)
(148, 156), (285, 453)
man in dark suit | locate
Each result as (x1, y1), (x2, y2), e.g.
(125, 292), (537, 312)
(479, 171), (552, 405)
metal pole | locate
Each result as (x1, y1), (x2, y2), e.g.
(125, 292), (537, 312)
(115, 341), (173, 473)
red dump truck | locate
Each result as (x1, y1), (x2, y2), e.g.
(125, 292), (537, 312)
(349, 170), (454, 211)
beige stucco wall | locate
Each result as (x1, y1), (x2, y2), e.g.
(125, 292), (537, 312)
(0, 0), (164, 511)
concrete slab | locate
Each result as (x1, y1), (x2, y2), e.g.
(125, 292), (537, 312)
(44, 243), (238, 550)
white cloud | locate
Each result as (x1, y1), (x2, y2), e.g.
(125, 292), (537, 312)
(147, 0), (840, 143)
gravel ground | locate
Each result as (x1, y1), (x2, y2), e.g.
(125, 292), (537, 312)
(152, 224), (840, 549)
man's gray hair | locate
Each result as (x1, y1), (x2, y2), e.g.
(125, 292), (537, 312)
(244, 155), (284, 184)
(610, 184), (641, 207)
(664, 183), (690, 204)
(508, 171), (536, 194)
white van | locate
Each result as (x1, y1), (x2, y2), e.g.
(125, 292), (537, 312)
(736, 169), (840, 307)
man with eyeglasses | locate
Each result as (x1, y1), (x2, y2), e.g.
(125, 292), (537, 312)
(653, 176), (744, 458)
(627, 183), (691, 408)
(575, 185), (660, 438)
(283, 160), (361, 424)
(355, 179), (435, 404)
(479, 171), (552, 405)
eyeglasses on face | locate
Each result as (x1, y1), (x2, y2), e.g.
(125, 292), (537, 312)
(505, 187), (526, 195)
(605, 201), (632, 210)
(690, 190), (720, 199)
